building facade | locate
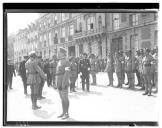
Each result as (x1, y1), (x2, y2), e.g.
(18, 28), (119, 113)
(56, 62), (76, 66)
(12, 12), (158, 63)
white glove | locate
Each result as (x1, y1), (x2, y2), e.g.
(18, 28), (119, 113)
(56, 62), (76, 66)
(65, 67), (70, 71)
(88, 68), (90, 71)
(80, 72), (82, 75)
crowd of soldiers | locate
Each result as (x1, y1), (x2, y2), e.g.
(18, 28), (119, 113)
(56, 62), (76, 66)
(7, 46), (158, 119)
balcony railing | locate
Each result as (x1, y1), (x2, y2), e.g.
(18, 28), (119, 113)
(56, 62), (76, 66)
(74, 27), (106, 39)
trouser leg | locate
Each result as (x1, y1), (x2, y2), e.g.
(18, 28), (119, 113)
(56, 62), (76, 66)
(108, 72), (113, 85)
(144, 75), (148, 94)
(86, 74), (90, 91)
(82, 74), (85, 91)
(9, 75), (13, 88)
(136, 69), (141, 85)
(59, 91), (66, 114)
(91, 73), (96, 85)
(22, 77), (27, 94)
(147, 74), (152, 95)
(62, 90), (69, 114)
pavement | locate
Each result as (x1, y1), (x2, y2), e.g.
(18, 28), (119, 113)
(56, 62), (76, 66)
(7, 72), (158, 122)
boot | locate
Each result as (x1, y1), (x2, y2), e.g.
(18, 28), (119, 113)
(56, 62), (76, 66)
(32, 95), (41, 110)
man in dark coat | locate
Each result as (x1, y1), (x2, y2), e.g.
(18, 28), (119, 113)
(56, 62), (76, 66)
(79, 53), (91, 92)
(19, 56), (28, 95)
(7, 60), (16, 90)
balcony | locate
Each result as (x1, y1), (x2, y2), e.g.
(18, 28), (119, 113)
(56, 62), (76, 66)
(60, 37), (65, 43)
(74, 27), (106, 39)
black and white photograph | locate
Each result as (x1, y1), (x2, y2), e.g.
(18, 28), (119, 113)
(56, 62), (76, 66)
(3, 3), (159, 126)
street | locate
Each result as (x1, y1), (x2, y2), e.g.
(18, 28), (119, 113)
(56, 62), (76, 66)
(7, 72), (158, 122)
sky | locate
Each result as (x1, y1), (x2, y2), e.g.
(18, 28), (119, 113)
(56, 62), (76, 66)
(7, 13), (40, 36)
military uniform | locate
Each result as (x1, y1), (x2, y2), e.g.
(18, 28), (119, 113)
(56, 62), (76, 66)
(49, 56), (57, 88)
(79, 53), (91, 91)
(69, 57), (78, 92)
(25, 52), (46, 110)
(44, 60), (51, 87)
(105, 54), (114, 86)
(119, 51), (125, 85)
(125, 51), (135, 89)
(114, 52), (123, 88)
(19, 59), (28, 94)
(7, 63), (16, 89)
(142, 49), (154, 96)
(56, 48), (71, 119)
(90, 57), (98, 85)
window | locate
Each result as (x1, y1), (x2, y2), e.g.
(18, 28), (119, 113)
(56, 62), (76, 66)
(134, 34), (139, 49)
(129, 14), (138, 26)
(62, 13), (69, 21)
(121, 13), (127, 22)
(113, 13), (119, 30)
(154, 30), (158, 45)
(87, 16), (95, 30)
(44, 41), (46, 47)
(98, 16), (102, 30)
(54, 14), (57, 24)
(69, 25), (74, 35)
(49, 32), (52, 45)
(62, 27), (65, 38)
(44, 34), (47, 40)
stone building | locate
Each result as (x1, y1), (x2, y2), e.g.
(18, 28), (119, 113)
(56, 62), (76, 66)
(12, 12), (158, 62)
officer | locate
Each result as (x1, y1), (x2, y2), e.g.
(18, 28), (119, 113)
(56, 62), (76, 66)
(37, 56), (46, 100)
(104, 52), (114, 86)
(135, 50), (142, 87)
(44, 59), (51, 87)
(119, 50), (125, 86)
(142, 48), (154, 96)
(138, 49), (145, 90)
(7, 59), (16, 90)
(56, 48), (71, 119)
(89, 54), (97, 85)
(114, 52), (123, 88)
(125, 50), (135, 89)
(25, 51), (47, 110)
(79, 53), (91, 92)
(49, 55), (57, 89)
(19, 56), (29, 95)
(150, 47), (158, 93)
(69, 56), (78, 92)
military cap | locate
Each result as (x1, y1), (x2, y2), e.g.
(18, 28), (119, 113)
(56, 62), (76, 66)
(23, 55), (28, 59)
(29, 51), (36, 57)
(145, 48), (151, 53)
(89, 53), (95, 58)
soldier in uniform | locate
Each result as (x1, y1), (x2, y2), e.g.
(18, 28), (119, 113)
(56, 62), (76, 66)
(56, 48), (71, 119)
(104, 52), (114, 86)
(89, 54), (97, 85)
(119, 51), (125, 86)
(19, 56), (28, 95)
(79, 53), (91, 92)
(69, 56), (78, 92)
(49, 55), (57, 89)
(114, 52), (123, 88)
(125, 50), (135, 89)
(25, 51), (47, 110)
(142, 49), (154, 96)
(37, 56), (46, 100)
(7, 59), (16, 90)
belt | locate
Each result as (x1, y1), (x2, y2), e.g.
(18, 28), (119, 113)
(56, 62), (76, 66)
(144, 64), (151, 67)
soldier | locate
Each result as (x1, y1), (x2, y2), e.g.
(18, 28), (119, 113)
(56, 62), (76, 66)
(150, 47), (158, 93)
(119, 50), (125, 86)
(135, 50), (142, 87)
(69, 56), (78, 92)
(44, 59), (51, 87)
(19, 56), (29, 95)
(36, 56), (46, 100)
(89, 54), (97, 85)
(104, 52), (114, 86)
(142, 48), (154, 96)
(7, 59), (16, 90)
(125, 50), (135, 89)
(114, 52), (123, 88)
(25, 51), (47, 110)
(49, 55), (58, 89)
(56, 48), (71, 119)
(79, 53), (91, 92)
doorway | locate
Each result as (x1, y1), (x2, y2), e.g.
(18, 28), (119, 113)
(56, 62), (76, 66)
(68, 46), (75, 57)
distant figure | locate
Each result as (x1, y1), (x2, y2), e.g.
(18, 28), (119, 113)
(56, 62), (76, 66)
(7, 60), (16, 90)
(19, 56), (28, 95)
